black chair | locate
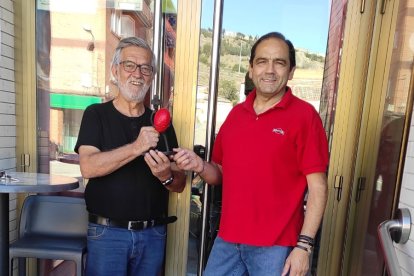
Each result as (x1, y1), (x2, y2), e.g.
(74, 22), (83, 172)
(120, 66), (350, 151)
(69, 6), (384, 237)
(9, 195), (88, 276)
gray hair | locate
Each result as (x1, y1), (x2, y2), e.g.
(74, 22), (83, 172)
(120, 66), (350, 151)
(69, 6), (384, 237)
(110, 37), (157, 83)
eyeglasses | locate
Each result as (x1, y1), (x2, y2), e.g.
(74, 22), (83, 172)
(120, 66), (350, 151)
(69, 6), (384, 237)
(119, 61), (153, 76)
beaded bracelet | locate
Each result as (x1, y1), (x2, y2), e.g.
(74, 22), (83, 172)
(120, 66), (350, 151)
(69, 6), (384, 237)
(298, 234), (314, 242)
(298, 234), (315, 246)
(297, 240), (314, 247)
(295, 244), (312, 254)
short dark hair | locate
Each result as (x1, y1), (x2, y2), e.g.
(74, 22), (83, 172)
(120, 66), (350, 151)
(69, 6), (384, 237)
(244, 72), (254, 96)
(249, 32), (296, 69)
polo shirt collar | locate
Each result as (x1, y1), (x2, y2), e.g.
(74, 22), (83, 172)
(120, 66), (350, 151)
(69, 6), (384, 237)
(243, 86), (294, 113)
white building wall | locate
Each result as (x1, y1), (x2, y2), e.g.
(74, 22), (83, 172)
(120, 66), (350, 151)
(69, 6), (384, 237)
(0, 0), (18, 244)
(397, 108), (414, 276)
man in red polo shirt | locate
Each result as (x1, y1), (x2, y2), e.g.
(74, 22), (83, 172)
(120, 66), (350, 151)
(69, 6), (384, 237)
(174, 32), (329, 276)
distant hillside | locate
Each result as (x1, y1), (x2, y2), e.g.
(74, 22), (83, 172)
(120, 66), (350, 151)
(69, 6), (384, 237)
(198, 28), (325, 105)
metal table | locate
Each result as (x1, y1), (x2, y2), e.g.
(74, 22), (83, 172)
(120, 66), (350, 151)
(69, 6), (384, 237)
(0, 172), (79, 275)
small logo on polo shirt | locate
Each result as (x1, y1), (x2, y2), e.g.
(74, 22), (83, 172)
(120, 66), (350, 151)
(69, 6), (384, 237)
(272, 128), (285, 135)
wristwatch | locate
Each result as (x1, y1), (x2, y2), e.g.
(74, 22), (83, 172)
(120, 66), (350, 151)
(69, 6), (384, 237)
(161, 175), (174, 186)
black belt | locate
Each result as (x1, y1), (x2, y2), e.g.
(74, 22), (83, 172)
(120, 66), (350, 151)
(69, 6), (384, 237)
(89, 213), (177, 231)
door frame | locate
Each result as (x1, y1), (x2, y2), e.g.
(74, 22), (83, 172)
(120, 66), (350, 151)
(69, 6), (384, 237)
(318, 0), (411, 275)
(343, 0), (400, 273)
(317, 0), (384, 274)
(164, 0), (202, 274)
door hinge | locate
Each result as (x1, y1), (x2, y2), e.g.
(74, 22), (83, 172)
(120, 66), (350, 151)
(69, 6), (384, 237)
(380, 0), (388, 14)
(334, 175), (343, 201)
(355, 177), (366, 202)
(360, 0), (366, 13)
(21, 154), (30, 172)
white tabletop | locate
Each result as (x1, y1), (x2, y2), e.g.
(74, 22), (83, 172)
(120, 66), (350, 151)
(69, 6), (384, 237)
(0, 172), (79, 193)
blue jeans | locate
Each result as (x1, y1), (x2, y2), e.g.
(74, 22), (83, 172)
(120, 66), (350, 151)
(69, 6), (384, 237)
(85, 223), (166, 276)
(204, 236), (292, 276)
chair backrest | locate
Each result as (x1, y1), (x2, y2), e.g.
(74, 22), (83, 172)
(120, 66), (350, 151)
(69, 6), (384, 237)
(19, 195), (88, 238)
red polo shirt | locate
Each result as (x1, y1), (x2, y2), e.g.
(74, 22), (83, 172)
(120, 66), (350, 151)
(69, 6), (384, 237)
(212, 88), (329, 246)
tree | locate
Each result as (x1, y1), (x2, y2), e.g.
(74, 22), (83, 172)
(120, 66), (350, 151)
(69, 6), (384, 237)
(231, 64), (247, 73)
(236, 32), (244, 39)
(199, 55), (209, 65)
(202, 43), (212, 57)
(219, 79), (239, 104)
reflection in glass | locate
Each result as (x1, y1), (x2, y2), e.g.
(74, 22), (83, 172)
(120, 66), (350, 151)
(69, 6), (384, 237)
(37, 0), (155, 178)
(360, 1), (414, 274)
(35, 1), (178, 271)
(35, 0), (177, 177)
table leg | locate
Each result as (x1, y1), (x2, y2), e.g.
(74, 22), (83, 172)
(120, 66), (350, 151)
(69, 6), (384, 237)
(0, 193), (9, 275)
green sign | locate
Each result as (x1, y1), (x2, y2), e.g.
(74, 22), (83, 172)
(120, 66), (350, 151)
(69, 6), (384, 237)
(50, 93), (102, 110)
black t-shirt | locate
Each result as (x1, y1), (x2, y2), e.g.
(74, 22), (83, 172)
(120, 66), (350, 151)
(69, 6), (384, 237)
(74, 101), (178, 220)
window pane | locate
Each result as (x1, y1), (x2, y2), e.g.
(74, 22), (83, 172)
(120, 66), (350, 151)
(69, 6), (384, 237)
(35, 0), (156, 179)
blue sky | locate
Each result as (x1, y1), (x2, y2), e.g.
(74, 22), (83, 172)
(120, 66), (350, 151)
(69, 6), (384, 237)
(201, 0), (331, 54)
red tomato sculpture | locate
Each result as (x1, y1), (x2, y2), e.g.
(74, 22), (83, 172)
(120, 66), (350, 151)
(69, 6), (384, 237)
(153, 108), (171, 133)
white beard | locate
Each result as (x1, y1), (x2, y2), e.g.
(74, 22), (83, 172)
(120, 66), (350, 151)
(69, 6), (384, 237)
(118, 80), (150, 103)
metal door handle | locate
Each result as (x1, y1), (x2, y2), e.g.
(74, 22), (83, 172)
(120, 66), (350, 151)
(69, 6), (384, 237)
(378, 208), (411, 276)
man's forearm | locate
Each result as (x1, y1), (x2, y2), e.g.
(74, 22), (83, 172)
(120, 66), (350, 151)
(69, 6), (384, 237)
(79, 143), (139, 178)
(300, 173), (328, 238)
(199, 161), (222, 185)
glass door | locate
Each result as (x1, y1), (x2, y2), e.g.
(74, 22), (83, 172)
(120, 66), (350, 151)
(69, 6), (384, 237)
(34, 0), (179, 273)
(343, 0), (414, 274)
(317, 0), (414, 275)
(35, 0), (177, 178)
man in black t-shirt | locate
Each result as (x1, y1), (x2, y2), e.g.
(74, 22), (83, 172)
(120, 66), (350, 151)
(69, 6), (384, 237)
(75, 37), (186, 276)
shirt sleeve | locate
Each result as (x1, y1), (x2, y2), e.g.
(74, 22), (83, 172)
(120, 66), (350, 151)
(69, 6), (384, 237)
(74, 104), (102, 153)
(298, 109), (329, 175)
(212, 128), (223, 165)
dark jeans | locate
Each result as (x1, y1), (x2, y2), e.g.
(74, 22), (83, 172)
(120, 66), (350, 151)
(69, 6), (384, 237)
(85, 223), (166, 276)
